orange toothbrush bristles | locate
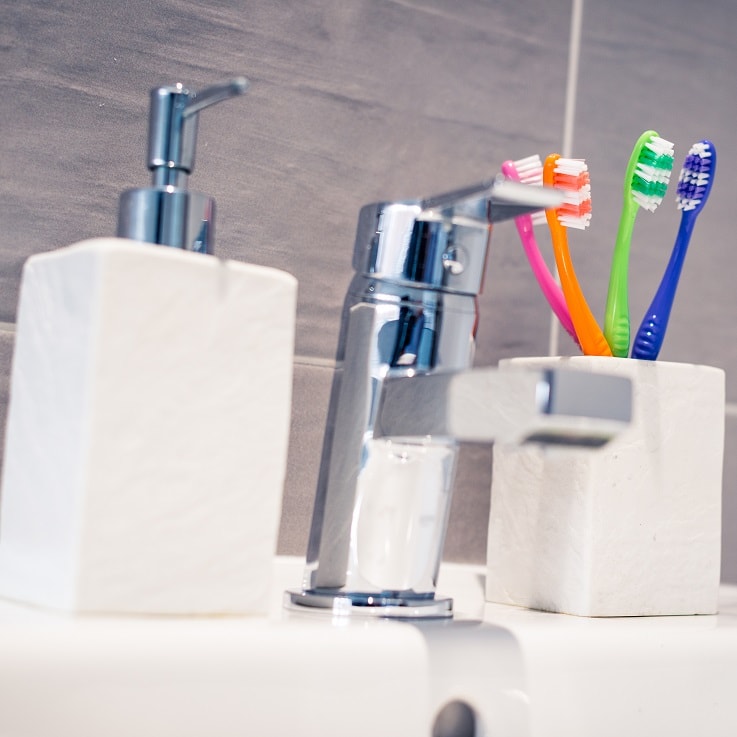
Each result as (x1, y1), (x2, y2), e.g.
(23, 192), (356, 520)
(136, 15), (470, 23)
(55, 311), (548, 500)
(543, 154), (612, 357)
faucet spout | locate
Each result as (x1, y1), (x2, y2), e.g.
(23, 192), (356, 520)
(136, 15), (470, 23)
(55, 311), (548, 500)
(373, 366), (631, 447)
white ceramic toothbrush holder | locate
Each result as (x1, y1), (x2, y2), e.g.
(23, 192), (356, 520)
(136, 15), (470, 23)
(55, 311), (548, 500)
(0, 238), (297, 615)
(485, 355), (725, 617)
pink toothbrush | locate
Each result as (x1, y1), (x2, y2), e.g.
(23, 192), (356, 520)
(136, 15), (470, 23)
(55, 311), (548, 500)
(502, 155), (580, 347)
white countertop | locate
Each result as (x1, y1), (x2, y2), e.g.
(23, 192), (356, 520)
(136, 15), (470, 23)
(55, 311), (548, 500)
(1, 556), (736, 737)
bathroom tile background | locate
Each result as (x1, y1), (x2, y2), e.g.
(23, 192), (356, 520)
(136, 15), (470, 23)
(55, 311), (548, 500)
(2, 0), (736, 582)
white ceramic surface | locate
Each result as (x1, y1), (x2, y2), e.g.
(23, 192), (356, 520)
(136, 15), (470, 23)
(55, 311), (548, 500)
(0, 556), (736, 737)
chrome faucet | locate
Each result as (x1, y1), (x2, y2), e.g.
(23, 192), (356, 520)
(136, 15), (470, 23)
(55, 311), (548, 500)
(286, 176), (632, 619)
(117, 77), (249, 253)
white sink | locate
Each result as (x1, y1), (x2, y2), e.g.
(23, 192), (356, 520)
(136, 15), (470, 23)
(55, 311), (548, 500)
(1, 556), (736, 737)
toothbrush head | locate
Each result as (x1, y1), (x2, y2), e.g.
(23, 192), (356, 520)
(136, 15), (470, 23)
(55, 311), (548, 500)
(502, 155), (546, 225)
(676, 139), (716, 213)
(626, 130), (675, 212)
(546, 155), (592, 230)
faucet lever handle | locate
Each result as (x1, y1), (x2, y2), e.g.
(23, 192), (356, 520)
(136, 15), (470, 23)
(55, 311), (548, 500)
(419, 176), (564, 224)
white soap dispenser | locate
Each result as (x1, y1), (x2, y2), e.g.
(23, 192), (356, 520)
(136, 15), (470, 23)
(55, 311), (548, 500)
(0, 78), (297, 616)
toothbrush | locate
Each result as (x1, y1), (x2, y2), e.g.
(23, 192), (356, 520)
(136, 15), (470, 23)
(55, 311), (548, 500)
(631, 140), (716, 360)
(604, 130), (675, 357)
(543, 154), (611, 356)
(501, 155), (580, 347)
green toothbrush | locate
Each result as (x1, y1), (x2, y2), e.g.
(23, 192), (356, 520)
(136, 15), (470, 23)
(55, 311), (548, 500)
(604, 130), (675, 357)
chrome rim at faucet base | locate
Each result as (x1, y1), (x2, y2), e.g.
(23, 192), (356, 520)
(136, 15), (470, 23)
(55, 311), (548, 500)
(284, 589), (453, 619)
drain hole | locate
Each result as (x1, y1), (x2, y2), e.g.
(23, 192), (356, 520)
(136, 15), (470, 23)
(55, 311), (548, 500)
(431, 699), (478, 737)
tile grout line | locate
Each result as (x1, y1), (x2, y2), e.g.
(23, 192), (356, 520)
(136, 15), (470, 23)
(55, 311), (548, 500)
(3, 316), (737, 414)
(294, 354), (336, 369)
(5, 326), (733, 414)
(547, 0), (585, 358)
(561, 0), (584, 161)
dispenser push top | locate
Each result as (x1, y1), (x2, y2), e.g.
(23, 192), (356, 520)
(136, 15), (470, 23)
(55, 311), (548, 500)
(117, 77), (249, 253)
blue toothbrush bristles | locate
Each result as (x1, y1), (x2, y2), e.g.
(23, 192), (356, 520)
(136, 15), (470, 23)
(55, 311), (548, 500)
(676, 141), (714, 212)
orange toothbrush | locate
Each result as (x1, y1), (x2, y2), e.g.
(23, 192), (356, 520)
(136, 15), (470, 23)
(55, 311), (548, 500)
(543, 153), (611, 356)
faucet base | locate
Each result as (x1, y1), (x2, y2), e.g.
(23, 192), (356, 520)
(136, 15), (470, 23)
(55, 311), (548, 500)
(284, 589), (453, 619)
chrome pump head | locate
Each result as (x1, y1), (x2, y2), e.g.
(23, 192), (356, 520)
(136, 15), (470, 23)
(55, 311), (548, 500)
(117, 77), (249, 253)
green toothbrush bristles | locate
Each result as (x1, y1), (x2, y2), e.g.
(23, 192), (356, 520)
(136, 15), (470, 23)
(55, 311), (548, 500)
(632, 175), (669, 200)
(630, 135), (675, 211)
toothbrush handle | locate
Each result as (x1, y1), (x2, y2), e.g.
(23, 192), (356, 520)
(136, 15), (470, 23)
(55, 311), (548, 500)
(514, 214), (580, 346)
(631, 214), (695, 360)
(605, 201), (638, 357)
(547, 211), (612, 357)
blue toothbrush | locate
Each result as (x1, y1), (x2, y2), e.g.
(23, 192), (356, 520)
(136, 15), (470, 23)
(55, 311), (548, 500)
(631, 140), (716, 360)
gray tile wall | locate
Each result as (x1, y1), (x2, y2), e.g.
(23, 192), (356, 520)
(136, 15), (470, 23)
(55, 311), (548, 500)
(2, 0), (735, 581)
